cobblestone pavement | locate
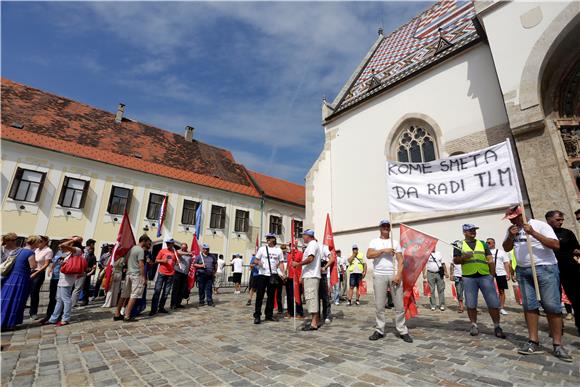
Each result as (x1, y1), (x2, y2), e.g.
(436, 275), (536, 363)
(1, 292), (579, 386)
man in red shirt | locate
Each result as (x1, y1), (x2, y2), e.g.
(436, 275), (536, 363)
(285, 241), (304, 318)
(149, 238), (177, 316)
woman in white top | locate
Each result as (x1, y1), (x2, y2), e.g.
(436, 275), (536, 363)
(29, 235), (53, 319)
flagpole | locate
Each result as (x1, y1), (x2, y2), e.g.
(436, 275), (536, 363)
(506, 138), (540, 300)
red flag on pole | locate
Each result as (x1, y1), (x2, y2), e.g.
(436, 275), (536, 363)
(255, 234), (259, 253)
(187, 233), (200, 290)
(290, 219), (302, 305)
(104, 210), (136, 292)
(323, 214), (339, 287)
(400, 224), (438, 319)
(451, 283), (457, 301)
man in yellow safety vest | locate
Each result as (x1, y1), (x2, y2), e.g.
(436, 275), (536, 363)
(453, 224), (506, 338)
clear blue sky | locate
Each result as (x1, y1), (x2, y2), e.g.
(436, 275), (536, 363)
(2, 1), (430, 184)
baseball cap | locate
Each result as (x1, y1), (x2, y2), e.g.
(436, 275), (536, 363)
(379, 219), (391, 226)
(303, 229), (315, 237)
(164, 238), (175, 244)
(462, 224), (479, 232)
(503, 205), (523, 220)
(201, 243), (210, 249)
(352, 243), (359, 249)
(265, 233), (277, 239)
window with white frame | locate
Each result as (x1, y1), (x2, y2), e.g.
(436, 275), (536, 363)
(107, 186), (132, 215)
(181, 200), (199, 225)
(58, 177), (90, 209)
(210, 205), (226, 229)
(146, 193), (165, 220)
(395, 124), (437, 162)
(8, 168), (46, 203)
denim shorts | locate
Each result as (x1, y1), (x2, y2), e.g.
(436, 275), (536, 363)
(463, 275), (500, 310)
(349, 273), (363, 288)
(516, 264), (561, 314)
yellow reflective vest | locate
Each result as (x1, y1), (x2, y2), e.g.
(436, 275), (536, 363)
(347, 253), (365, 273)
(461, 239), (490, 276)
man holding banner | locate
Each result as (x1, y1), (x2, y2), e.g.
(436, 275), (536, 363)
(367, 220), (413, 343)
(502, 206), (572, 362)
(453, 224), (505, 339)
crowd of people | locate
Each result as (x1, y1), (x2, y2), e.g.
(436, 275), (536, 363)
(1, 205), (578, 363)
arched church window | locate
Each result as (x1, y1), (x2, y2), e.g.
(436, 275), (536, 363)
(395, 124), (437, 162)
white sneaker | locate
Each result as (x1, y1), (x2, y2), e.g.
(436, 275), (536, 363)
(430, 307), (436, 311)
(500, 309), (508, 315)
(440, 306), (445, 311)
(325, 318), (331, 324)
(334, 301), (340, 305)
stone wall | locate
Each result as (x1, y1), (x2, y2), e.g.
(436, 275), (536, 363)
(444, 123), (512, 155)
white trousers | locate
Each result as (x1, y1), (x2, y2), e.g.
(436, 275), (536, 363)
(373, 274), (408, 335)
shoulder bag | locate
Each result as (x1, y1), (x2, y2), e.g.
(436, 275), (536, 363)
(266, 246), (281, 287)
(60, 251), (88, 275)
(0, 248), (22, 277)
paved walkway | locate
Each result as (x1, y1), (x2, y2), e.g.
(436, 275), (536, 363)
(1, 293), (579, 386)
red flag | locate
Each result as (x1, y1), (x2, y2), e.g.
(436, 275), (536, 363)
(104, 210), (136, 292)
(187, 234), (200, 290)
(400, 224), (438, 320)
(323, 214), (339, 287)
(255, 234), (259, 253)
(413, 286), (420, 301)
(451, 283), (458, 301)
(423, 281), (431, 297)
(290, 219), (302, 305)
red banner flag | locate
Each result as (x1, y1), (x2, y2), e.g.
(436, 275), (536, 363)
(400, 224), (438, 319)
(290, 219), (302, 305)
(187, 233), (200, 290)
(323, 214), (339, 287)
(255, 234), (259, 253)
(451, 283), (457, 301)
(104, 210), (136, 292)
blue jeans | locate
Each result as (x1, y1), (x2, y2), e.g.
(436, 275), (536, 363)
(197, 272), (214, 305)
(516, 264), (561, 314)
(49, 286), (73, 323)
(463, 275), (500, 310)
(332, 283), (340, 304)
(454, 278), (464, 302)
(151, 274), (173, 313)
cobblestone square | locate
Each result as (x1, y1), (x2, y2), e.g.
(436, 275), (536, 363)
(1, 292), (579, 386)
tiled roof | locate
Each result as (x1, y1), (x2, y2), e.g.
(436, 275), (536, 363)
(331, 0), (479, 116)
(1, 78), (262, 198)
(249, 171), (305, 207)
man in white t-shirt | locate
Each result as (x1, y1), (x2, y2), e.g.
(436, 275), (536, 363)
(232, 254), (243, 294)
(422, 249), (448, 311)
(486, 238), (511, 315)
(214, 255), (225, 294)
(449, 241), (465, 313)
(293, 229), (321, 331)
(502, 205), (572, 362)
(253, 233), (284, 324)
(367, 220), (412, 343)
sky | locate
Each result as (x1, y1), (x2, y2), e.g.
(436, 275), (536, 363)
(2, 0), (431, 184)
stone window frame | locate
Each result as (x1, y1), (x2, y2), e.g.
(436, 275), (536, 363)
(386, 113), (444, 162)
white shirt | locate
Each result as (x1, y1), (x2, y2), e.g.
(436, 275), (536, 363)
(490, 248), (509, 276)
(320, 244), (331, 274)
(232, 257), (243, 273)
(368, 238), (402, 276)
(452, 262), (462, 278)
(58, 247), (82, 287)
(337, 256), (348, 272)
(507, 219), (558, 267)
(216, 258), (225, 273)
(301, 240), (322, 279)
(256, 245), (282, 276)
(426, 251), (443, 273)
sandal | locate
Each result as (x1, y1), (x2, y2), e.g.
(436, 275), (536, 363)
(301, 324), (318, 331)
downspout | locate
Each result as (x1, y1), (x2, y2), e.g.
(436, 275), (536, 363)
(244, 167), (266, 245)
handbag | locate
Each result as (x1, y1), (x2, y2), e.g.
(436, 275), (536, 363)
(60, 252), (87, 275)
(0, 248), (22, 277)
(266, 246), (281, 287)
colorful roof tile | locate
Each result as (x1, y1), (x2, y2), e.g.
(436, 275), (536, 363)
(330, 0), (479, 116)
(249, 171), (305, 207)
(1, 78), (267, 198)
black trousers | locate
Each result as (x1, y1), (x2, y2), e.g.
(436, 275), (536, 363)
(171, 271), (188, 308)
(254, 275), (275, 319)
(319, 273), (331, 320)
(82, 273), (93, 303)
(285, 278), (304, 316)
(29, 271), (46, 317)
(45, 278), (59, 319)
(560, 263), (580, 331)
(276, 281), (284, 313)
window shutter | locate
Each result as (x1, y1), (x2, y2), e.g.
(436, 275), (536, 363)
(125, 189), (133, 214)
(220, 207), (226, 229)
(57, 177), (69, 206)
(79, 180), (90, 209)
(34, 172), (47, 203)
(244, 211), (249, 232)
(8, 168), (24, 199)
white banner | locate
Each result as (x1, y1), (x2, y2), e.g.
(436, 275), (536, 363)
(387, 140), (521, 213)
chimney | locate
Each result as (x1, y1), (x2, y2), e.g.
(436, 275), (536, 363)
(184, 126), (195, 142)
(114, 103), (125, 124)
(378, 27), (384, 36)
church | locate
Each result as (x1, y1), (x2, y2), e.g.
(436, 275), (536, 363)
(307, 1), (580, 267)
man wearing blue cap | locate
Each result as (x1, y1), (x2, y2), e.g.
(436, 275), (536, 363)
(253, 233), (284, 324)
(367, 220), (413, 343)
(453, 224), (505, 338)
(193, 243), (217, 306)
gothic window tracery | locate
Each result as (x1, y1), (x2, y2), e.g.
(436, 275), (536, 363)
(395, 124), (437, 162)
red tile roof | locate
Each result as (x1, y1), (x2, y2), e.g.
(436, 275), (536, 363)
(1, 78), (264, 198)
(249, 171), (305, 207)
